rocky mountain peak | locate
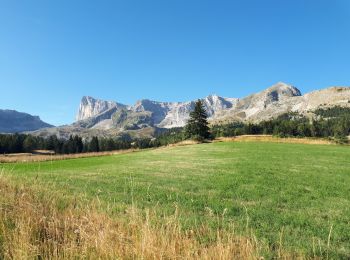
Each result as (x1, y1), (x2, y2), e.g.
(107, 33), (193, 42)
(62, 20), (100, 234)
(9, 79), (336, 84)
(203, 95), (237, 117)
(265, 82), (302, 98)
(133, 99), (162, 112)
(76, 96), (125, 121)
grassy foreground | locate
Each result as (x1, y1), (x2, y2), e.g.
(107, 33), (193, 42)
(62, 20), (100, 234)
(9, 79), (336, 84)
(1, 141), (350, 258)
(0, 176), (257, 259)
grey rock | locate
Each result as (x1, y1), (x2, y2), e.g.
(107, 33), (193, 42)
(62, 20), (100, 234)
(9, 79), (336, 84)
(76, 96), (127, 121)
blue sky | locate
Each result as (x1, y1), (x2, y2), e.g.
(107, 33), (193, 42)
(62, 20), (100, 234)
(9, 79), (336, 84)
(0, 0), (349, 126)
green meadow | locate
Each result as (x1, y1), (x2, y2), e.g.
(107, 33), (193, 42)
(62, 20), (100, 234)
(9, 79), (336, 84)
(2, 141), (350, 258)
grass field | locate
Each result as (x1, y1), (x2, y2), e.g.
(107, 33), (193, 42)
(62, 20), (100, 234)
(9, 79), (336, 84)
(1, 141), (350, 258)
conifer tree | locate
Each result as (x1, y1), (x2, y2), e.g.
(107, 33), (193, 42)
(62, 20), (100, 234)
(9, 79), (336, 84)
(89, 136), (100, 152)
(185, 99), (210, 141)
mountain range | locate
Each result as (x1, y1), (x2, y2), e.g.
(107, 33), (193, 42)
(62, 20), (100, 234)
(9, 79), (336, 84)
(2, 82), (350, 138)
(0, 110), (53, 133)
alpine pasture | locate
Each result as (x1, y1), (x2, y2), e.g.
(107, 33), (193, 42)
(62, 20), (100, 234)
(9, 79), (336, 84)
(1, 141), (349, 258)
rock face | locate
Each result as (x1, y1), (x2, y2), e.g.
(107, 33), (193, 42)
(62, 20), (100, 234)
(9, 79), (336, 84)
(73, 82), (350, 132)
(156, 95), (238, 128)
(76, 96), (127, 121)
(0, 110), (53, 133)
(75, 94), (238, 130)
(213, 82), (303, 122)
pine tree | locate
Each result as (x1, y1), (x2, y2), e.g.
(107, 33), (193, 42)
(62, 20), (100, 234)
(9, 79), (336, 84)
(23, 135), (37, 153)
(89, 136), (100, 152)
(185, 99), (210, 141)
(73, 135), (84, 153)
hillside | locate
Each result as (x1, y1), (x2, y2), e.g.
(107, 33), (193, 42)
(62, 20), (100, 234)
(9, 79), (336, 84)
(0, 109), (53, 133)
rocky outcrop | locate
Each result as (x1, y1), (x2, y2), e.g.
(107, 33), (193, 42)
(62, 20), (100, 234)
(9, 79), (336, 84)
(76, 96), (127, 121)
(213, 82), (303, 122)
(75, 94), (238, 130)
(0, 110), (53, 133)
(74, 106), (120, 128)
(156, 95), (238, 128)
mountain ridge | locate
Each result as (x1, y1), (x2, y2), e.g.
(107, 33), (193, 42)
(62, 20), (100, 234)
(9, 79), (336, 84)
(28, 82), (350, 139)
(74, 82), (304, 129)
(0, 109), (53, 133)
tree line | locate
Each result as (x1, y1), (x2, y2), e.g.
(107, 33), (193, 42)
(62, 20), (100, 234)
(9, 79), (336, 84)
(1, 104), (349, 154)
(0, 134), (133, 154)
(211, 107), (350, 143)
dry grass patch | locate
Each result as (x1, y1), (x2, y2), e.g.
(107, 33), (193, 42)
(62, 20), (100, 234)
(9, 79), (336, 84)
(0, 176), (263, 259)
(168, 139), (201, 147)
(0, 149), (138, 163)
(216, 135), (335, 145)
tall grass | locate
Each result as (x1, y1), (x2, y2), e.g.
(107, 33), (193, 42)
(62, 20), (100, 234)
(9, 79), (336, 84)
(0, 176), (264, 259)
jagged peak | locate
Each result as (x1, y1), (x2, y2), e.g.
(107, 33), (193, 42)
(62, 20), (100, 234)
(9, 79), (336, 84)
(81, 95), (95, 100)
(135, 98), (156, 104)
(206, 94), (220, 98)
(80, 96), (96, 106)
(205, 94), (234, 104)
(80, 96), (116, 104)
(204, 94), (229, 103)
(76, 96), (126, 121)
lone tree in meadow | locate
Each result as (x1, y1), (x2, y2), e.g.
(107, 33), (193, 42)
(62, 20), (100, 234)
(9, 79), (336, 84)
(185, 99), (211, 141)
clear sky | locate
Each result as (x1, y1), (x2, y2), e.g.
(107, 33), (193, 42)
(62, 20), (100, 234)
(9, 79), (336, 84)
(0, 0), (349, 126)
